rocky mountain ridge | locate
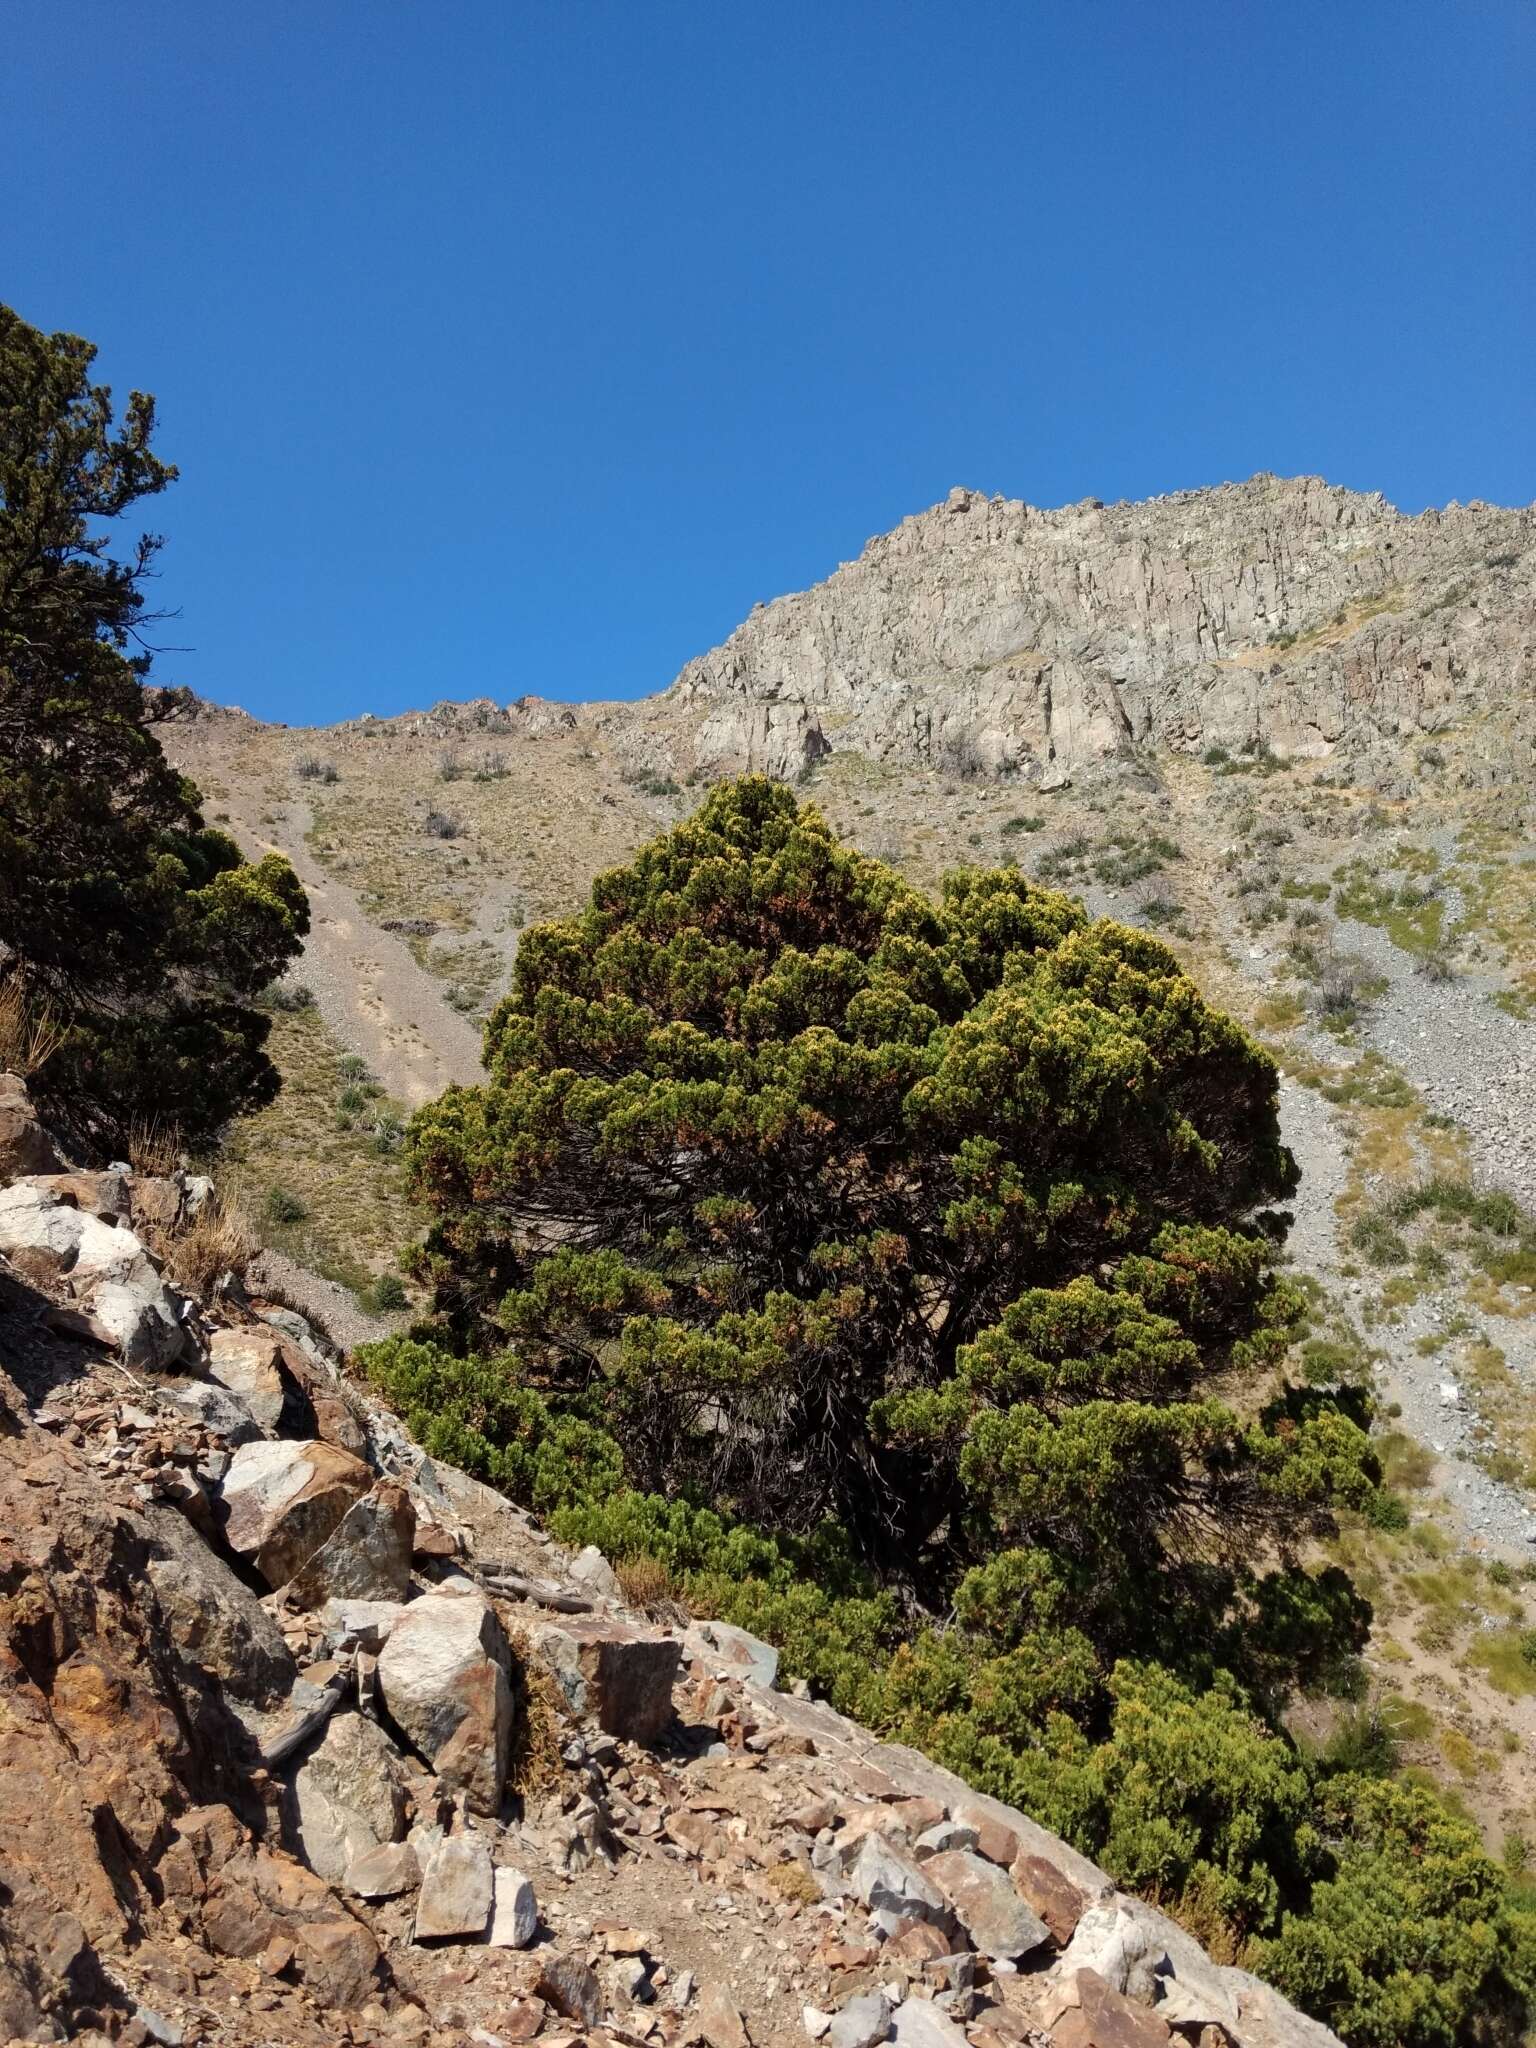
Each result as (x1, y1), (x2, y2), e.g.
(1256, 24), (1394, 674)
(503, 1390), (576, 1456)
(0, 1072), (1338, 2048)
(651, 475), (1535, 786)
(181, 476), (1535, 798)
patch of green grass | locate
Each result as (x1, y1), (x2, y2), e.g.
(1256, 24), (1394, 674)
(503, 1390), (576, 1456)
(1465, 1627), (1536, 1700)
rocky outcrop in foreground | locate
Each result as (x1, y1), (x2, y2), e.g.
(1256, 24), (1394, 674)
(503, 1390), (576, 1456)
(0, 1073), (1336, 2048)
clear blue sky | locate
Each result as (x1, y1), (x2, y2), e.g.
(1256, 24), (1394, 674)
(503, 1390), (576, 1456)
(6, 2), (1533, 726)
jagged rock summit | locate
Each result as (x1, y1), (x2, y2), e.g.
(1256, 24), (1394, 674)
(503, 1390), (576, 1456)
(651, 474), (1534, 786)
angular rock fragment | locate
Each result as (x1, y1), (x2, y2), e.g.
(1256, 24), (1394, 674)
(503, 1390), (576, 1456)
(321, 1596), (407, 1653)
(376, 1585), (513, 1813)
(287, 1479), (415, 1606)
(162, 1376), (265, 1446)
(694, 1982), (752, 2048)
(890, 2003), (969, 2048)
(1010, 1851), (1086, 1947)
(486, 1865), (538, 1948)
(829, 1990), (892, 2048)
(913, 1820), (978, 1861)
(0, 1181), (188, 1368)
(414, 1834), (494, 1941)
(686, 1617), (781, 1689)
(217, 1437), (372, 1587)
(534, 1614), (680, 1741)
(850, 1836), (952, 1938)
(206, 1326), (290, 1433)
(922, 1849), (1047, 1961)
(1048, 1968), (1171, 2048)
(284, 1709), (406, 1883)
(568, 1543), (623, 1600)
(0, 1072), (63, 1177)
(538, 1951), (603, 2029)
(346, 1839), (420, 1899)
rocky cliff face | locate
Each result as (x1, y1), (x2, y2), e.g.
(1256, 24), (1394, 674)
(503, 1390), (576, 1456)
(654, 476), (1534, 785)
(0, 1071), (1338, 2048)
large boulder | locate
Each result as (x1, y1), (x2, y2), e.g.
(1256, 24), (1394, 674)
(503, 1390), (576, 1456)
(1047, 1969), (1172, 2048)
(161, 1375), (266, 1446)
(0, 1073), (63, 1179)
(216, 1438), (373, 1588)
(413, 1833), (494, 1941)
(142, 1499), (297, 1708)
(283, 1709), (407, 1884)
(376, 1586), (513, 1814)
(205, 1326), (291, 1433)
(287, 1480), (415, 1608)
(533, 1615), (679, 1741)
(922, 1848), (1048, 1961)
(0, 1181), (188, 1368)
(195, 1833), (384, 2008)
(849, 1836), (951, 1938)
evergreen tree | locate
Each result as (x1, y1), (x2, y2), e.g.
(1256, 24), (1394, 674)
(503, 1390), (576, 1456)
(0, 305), (306, 1141)
(403, 777), (1369, 1655)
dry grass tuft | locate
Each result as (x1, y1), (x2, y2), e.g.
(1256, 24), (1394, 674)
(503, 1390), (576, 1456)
(615, 1553), (675, 1611)
(127, 1116), (183, 1177)
(763, 1859), (821, 1905)
(0, 977), (65, 1079)
(504, 1624), (565, 1798)
(159, 1192), (258, 1296)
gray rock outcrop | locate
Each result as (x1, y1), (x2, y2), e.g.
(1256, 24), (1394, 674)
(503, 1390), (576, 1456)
(645, 476), (1534, 785)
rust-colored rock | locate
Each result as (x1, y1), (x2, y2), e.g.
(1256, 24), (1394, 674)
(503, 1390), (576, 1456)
(1012, 1852), (1088, 1947)
(534, 1614), (680, 1741)
(30, 1170), (130, 1222)
(287, 1479), (415, 1607)
(1049, 1970), (1171, 2048)
(217, 1437), (373, 1588)
(0, 1071), (63, 1179)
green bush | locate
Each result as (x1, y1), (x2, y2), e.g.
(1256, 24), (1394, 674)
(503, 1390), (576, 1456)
(263, 1186), (309, 1226)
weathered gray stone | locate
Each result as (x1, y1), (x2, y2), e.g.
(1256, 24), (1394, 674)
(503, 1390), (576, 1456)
(533, 1615), (679, 1742)
(205, 1326), (289, 1432)
(161, 1377), (265, 1446)
(321, 1597), (407, 1653)
(849, 1836), (951, 1937)
(912, 1821), (978, 1861)
(216, 1438), (373, 1588)
(287, 1480), (415, 1607)
(828, 1991), (891, 2048)
(143, 1499), (297, 1707)
(376, 1585), (513, 1814)
(0, 1181), (188, 1368)
(414, 1833), (494, 1941)
(283, 1709), (406, 1883)
(567, 1543), (622, 1601)
(485, 1865), (538, 1949)
(889, 2002), (968, 2048)
(538, 1952), (603, 2029)
(923, 1848), (1048, 1961)
(686, 1617), (781, 1690)
(347, 1839), (420, 1899)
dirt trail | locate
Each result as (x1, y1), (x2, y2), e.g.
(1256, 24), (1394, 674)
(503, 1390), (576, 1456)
(234, 794), (484, 1105)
